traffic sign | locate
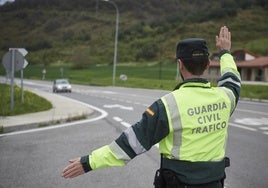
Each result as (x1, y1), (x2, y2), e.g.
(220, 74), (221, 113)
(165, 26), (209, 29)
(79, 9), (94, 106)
(2, 50), (24, 72)
(10, 48), (28, 56)
(23, 60), (29, 69)
(17, 48), (28, 56)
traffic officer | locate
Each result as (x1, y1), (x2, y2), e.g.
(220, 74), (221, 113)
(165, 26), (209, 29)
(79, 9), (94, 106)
(62, 26), (241, 188)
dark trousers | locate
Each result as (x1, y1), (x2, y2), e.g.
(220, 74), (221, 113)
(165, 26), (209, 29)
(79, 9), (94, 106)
(154, 169), (224, 188)
(165, 181), (222, 188)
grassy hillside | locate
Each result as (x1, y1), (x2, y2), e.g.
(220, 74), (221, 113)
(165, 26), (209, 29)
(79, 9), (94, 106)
(0, 0), (268, 70)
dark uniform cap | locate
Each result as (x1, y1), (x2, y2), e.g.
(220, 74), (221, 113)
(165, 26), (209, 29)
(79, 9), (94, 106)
(176, 38), (209, 59)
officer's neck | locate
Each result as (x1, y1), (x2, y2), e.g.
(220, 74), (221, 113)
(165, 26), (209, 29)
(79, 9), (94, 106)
(181, 71), (204, 80)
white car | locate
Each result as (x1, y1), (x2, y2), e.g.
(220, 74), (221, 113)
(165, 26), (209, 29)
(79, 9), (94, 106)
(53, 79), (72, 93)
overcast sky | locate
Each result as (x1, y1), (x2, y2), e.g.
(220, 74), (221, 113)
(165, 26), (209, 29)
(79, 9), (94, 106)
(0, 0), (15, 5)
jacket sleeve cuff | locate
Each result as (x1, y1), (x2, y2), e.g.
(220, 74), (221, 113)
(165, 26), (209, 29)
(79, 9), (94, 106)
(219, 49), (230, 58)
(80, 155), (92, 173)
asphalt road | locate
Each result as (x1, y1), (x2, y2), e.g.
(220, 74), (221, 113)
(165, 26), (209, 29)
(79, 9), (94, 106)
(0, 80), (267, 188)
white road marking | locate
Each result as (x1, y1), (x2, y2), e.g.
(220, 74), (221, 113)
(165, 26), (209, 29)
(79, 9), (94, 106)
(121, 122), (131, 128)
(0, 103), (108, 137)
(229, 123), (257, 132)
(259, 127), (268, 130)
(236, 108), (268, 116)
(234, 118), (268, 126)
(113, 116), (131, 128)
(104, 104), (133, 110)
(113, 116), (123, 122)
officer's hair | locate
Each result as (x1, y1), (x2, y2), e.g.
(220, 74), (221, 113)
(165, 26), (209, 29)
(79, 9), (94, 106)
(181, 57), (209, 75)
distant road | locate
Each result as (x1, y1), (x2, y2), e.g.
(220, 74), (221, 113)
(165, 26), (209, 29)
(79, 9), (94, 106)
(0, 79), (267, 188)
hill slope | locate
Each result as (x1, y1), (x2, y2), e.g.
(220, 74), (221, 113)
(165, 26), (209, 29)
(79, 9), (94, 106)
(0, 0), (268, 68)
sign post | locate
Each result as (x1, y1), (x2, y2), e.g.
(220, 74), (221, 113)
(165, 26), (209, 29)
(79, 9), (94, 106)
(21, 59), (28, 103)
(2, 48), (28, 109)
(11, 49), (15, 109)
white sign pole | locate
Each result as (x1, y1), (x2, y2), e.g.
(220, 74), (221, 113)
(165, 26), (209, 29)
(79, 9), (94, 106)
(21, 69), (24, 103)
(10, 49), (15, 109)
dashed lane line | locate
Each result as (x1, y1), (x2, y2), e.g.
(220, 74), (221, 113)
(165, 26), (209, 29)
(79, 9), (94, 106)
(121, 122), (132, 128)
(113, 116), (131, 128)
(75, 90), (150, 108)
(236, 108), (268, 116)
(113, 116), (123, 122)
(259, 127), (268, 130)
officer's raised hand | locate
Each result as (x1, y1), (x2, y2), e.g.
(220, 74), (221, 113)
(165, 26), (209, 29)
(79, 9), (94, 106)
(216, 26), (231, 51)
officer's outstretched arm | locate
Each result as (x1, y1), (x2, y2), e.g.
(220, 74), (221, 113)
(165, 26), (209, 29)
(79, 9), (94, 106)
(216, 26), (241, 106)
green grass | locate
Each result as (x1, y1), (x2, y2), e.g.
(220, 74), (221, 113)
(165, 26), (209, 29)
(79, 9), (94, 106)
(4, 63), (268, 97)
(0, 63), (267, 117)
(0, 83), (53, 116)
(23, 64), (268, 100)
(8, 62), (179, 90)
(240, 84), (268, 100)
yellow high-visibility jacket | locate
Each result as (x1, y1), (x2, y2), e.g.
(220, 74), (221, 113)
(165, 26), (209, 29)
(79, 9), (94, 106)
(81, 52), (241, 184)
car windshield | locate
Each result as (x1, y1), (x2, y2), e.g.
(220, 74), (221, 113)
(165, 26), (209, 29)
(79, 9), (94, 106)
(56, 80), (68, 84)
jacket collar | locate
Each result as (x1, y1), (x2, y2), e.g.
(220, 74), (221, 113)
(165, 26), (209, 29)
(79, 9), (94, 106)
(173, 78), (210, 91)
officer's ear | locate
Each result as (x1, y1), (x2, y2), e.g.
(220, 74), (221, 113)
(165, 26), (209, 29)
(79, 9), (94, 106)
(205, 60), (211, 70)
(178, 59), (183, 70)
